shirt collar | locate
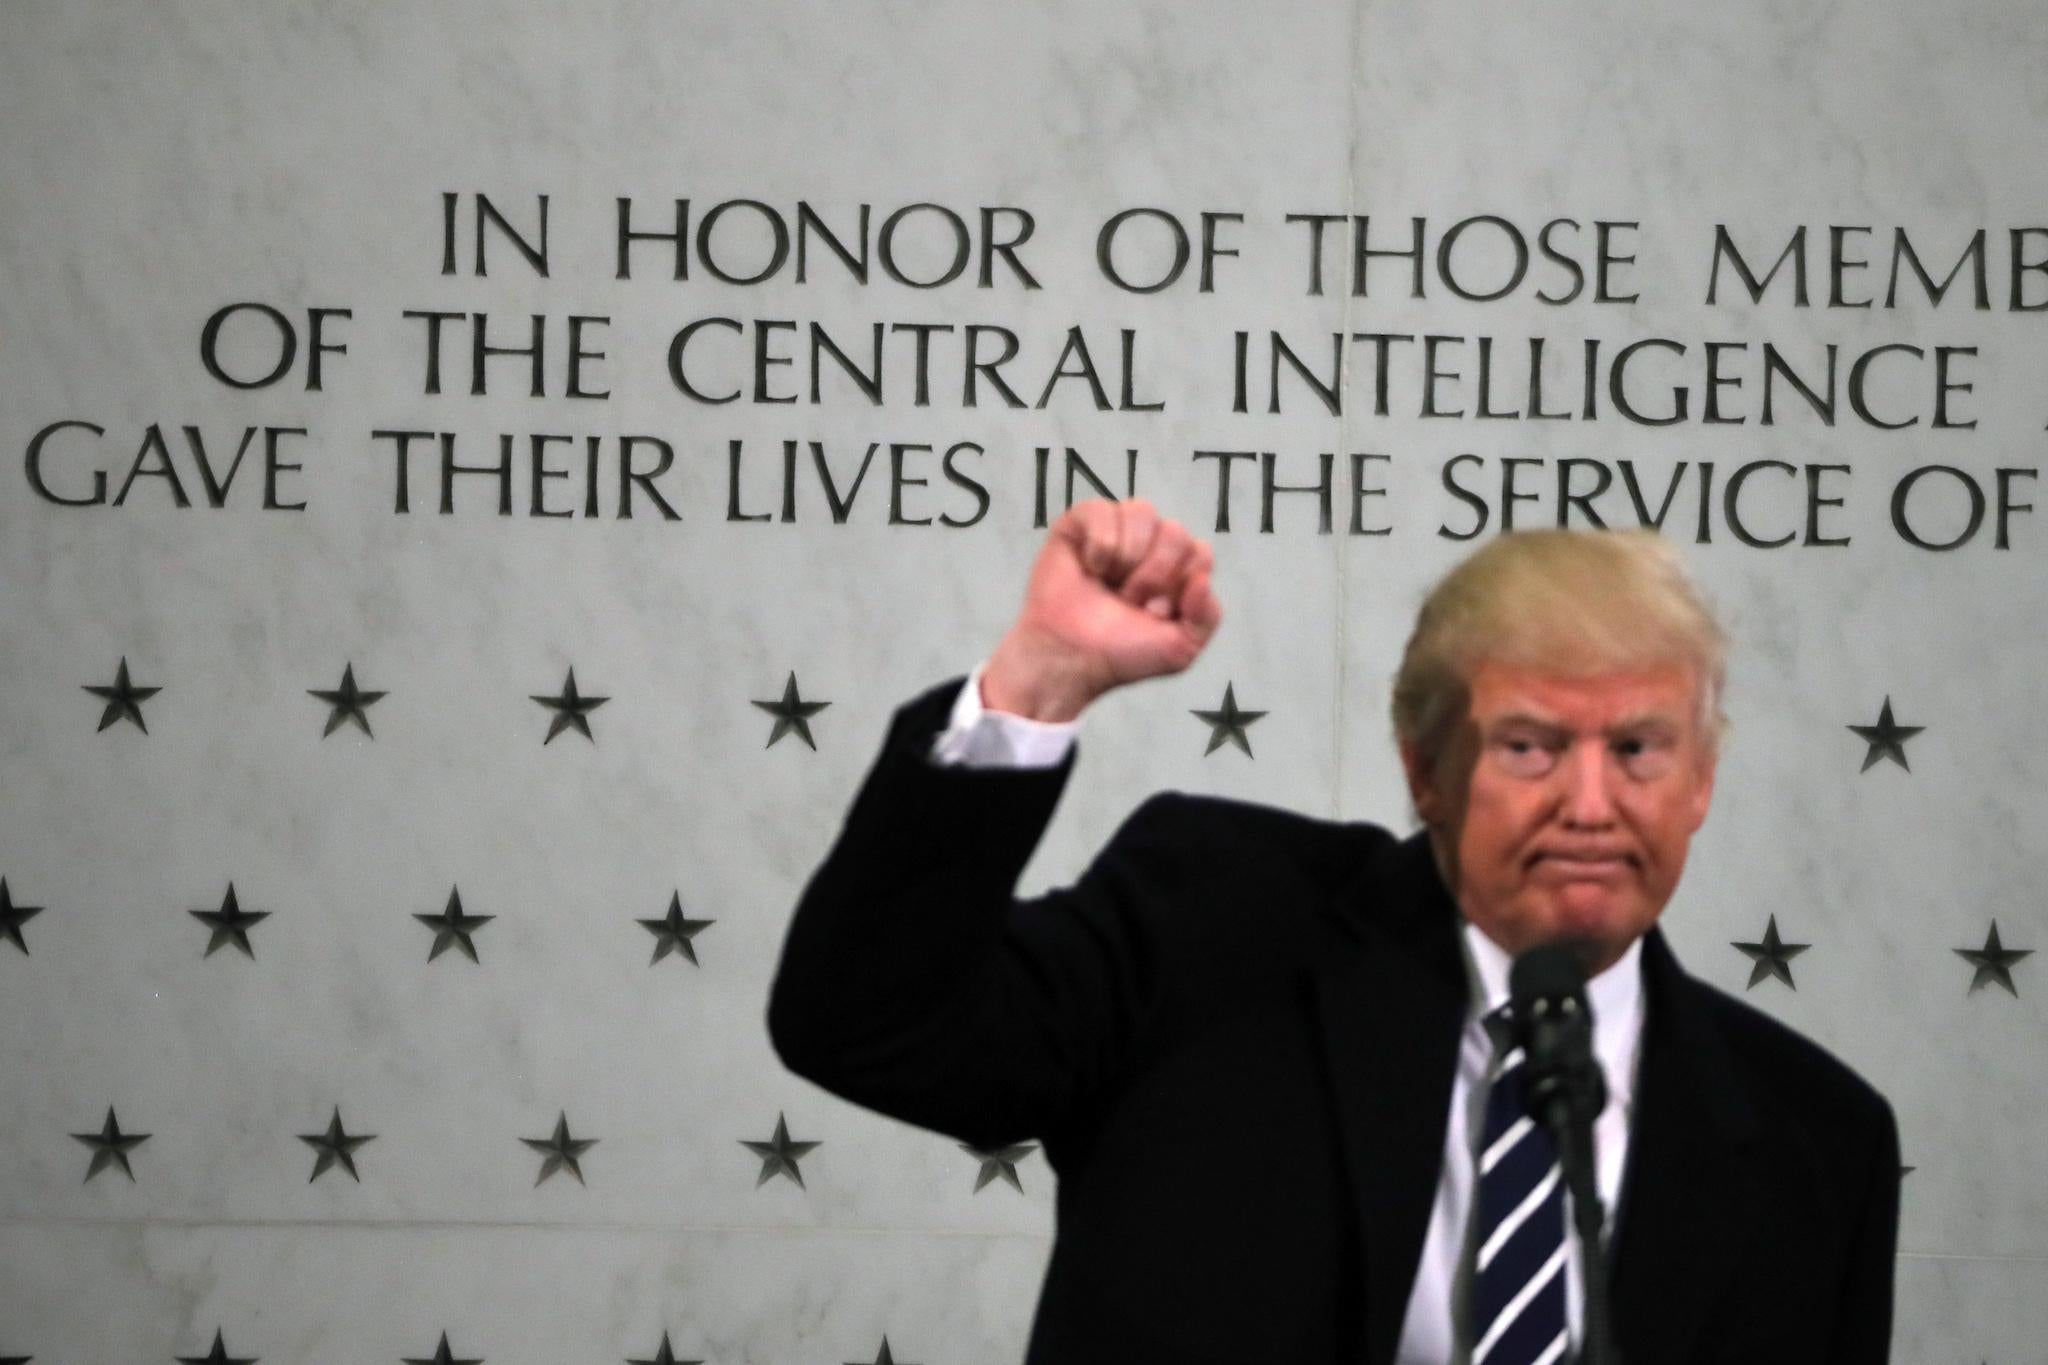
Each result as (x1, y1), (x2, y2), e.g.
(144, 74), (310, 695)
(1459, 918), (1644, 1105)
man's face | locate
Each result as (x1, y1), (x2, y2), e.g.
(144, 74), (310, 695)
(1400, 657), (1717, 974)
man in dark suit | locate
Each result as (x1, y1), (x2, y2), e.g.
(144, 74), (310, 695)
(767, 498), (1900, 1364)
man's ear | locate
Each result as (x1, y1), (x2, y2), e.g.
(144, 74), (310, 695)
(1399, 738), (1442, 826)
(1686, 751), (1718, 831)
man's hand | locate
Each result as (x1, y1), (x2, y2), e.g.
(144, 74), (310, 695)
(980, 498), (1222, 722)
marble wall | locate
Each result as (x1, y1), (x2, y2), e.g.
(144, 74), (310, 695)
(2, 1), (2043, 1360)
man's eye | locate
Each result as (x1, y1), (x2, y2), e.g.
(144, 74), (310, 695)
(1619, 742), (1674, 778)
(1495, 738), (1554, 775)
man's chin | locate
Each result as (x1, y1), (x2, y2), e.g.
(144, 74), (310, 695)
(1542, 887), (1631, 947)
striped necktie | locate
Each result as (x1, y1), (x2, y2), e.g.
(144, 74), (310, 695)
(1469, 1005), (1571, 1365)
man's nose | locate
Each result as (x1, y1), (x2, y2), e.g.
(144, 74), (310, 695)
(1559, 741), (1618, 826)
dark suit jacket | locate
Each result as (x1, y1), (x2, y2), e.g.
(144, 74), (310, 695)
(767, 677), (1901, 1364)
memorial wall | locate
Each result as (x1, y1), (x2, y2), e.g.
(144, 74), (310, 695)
(2, 1), (2043, 1360)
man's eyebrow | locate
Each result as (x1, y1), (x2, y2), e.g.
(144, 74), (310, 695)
(1485, 710), (1681, 734)
(1485, 712), (1565, 733)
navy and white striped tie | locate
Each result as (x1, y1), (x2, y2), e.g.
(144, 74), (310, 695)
(1469, 1006), (1571, 1365)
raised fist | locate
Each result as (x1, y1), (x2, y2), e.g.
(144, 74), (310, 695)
(980, 497), (1222, 722)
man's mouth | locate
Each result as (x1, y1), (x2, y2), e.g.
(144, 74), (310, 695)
(1529, 850), (1634, 874)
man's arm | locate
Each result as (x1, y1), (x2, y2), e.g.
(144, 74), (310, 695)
(766, 499), (1220, 1149)
(765, 672), (1183, 1149)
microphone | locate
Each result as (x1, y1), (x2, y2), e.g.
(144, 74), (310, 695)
(1508, 942), (1606, 1135)
(1508, 941), (1623, 1365)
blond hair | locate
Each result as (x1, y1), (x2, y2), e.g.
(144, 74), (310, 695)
(1390, 528), (1728, 773)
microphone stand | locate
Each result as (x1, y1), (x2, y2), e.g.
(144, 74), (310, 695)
(1521, 993), (1623, 1365)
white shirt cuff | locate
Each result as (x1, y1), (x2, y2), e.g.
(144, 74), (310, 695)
(927, 659), (1082, 769)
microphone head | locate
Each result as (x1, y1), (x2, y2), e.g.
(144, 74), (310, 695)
(1508, 940), (1607, 1131)
(1509, 940), (1591, 1006)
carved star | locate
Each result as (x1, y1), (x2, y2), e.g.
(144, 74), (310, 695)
(1847, 697), (1924, 772)
(849, 1339), (918, 1365)
(741, 1111), (822, 1188)
(298, 1106), (376, 1182)
(532, 666), (609, 744)
(639, 891), (714, 966)
(174, 1328), (256, 1365)
(959, 1140), (1038, 1193)
(413, 886), (494, 963)
(190, 883), (270, 959)
(82, 656), (160, 732)
(71, 1106), (149, 1182)
(1900, 1164), (1916, 1178)
(0, 878), (45, 955)
(626, 1332), (703, 1365)
(1191, 682), (1266, 757)
(1954, 920), (2032, 996)
(522, 1110), (598, 1186)
(1730, 914), (1810, 990)
(752, 671), (830, 750)
(401, 1332), (482, 1365)
(308, 663), (386, 738)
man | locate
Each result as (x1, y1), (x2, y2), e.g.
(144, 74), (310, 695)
(767, 497), (1900, 1364)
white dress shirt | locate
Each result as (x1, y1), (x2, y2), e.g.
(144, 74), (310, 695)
(928, 662), (1649, 1362)
(929, 659), (1087, 768)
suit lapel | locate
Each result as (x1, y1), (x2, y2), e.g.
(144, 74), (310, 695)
(1608, 926), (1765, 1365)
(1310, 830), (1468, 1365)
